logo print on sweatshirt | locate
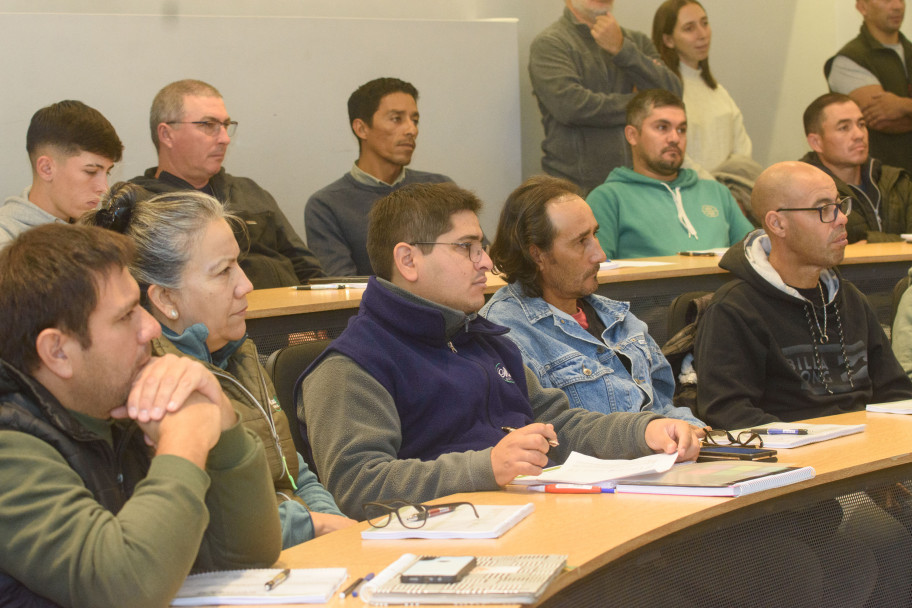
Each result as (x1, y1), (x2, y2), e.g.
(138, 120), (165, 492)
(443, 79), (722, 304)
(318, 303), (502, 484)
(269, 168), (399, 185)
(702, 204), (720, 218)
(495, 363), (515, 384)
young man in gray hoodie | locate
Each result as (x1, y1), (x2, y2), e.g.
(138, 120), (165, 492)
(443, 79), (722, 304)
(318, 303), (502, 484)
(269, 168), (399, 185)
(0, 100), (123, 247)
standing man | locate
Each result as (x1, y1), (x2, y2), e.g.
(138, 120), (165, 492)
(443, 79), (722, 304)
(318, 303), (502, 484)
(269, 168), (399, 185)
(305, 77), (451, 276)
(481, 175), (702, 425)
(0, 224), (280, 606)
(298, 182), (700, 519)
(695, 162), (912, 430)
(800, 92), (912, 242)
(529, 0), (682, 195)
(0, 100), (123, 246)
(131, 79), (324, 288)
(826, 0), (912, 172)
(586, 89), (753, 258)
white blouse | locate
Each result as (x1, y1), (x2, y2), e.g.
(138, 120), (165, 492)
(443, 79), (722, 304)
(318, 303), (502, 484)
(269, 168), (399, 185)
(680, 62), (753, 176)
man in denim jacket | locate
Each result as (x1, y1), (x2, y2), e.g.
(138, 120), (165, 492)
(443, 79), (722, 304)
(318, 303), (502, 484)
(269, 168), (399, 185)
(480, 176), (702, 425)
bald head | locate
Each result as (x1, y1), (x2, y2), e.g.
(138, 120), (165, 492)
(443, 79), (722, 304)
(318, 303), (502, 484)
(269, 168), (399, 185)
(752, 161), (833, 229)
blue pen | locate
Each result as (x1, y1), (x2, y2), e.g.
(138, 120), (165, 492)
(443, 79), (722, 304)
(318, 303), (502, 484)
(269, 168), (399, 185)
(750, 428), (808, 435)
(352, 573), (375, 598)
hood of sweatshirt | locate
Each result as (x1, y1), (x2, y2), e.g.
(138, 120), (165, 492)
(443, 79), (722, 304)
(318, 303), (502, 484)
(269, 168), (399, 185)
(719, 229), (841, 305)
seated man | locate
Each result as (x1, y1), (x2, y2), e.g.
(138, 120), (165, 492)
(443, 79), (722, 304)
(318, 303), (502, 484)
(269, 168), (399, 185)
(305, 77), (451, 276)
(695, 161), (912, 430)
(800, 92), (912, 243)
(0, 224), (281, 606)
(298, 182), (700, 519)
(480, 175), (702, 425)
(0, 100), (122, 246)
(587, 89), (753, 259)
(131, 79), (323, 288)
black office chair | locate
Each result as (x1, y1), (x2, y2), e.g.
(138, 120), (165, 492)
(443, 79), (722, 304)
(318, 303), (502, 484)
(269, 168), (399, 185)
(264, 338), (332, 476)
(666, 291), (713, 340)
(892, 275), (911, 330)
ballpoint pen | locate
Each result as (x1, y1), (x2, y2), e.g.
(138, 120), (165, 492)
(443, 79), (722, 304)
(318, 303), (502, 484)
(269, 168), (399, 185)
(352, 573), (375, 598)
(339, 576), (364, 599)
(293, 283), (368, 290)
(749, 428), (809, 435)
(264, 568), (290, 591)
(501, 426), (559, 447)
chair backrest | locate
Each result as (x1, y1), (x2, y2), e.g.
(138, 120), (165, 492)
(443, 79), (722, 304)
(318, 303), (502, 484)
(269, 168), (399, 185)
(666, 291), (712, 340)
(892, 275), (911, 330)
(264, 339), (332, 472)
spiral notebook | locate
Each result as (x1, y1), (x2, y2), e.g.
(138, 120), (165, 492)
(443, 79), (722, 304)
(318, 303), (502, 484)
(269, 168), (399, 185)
(613, 461), (815, 497)
(359, 553), (566, 605)
(169, 567), (348, 605)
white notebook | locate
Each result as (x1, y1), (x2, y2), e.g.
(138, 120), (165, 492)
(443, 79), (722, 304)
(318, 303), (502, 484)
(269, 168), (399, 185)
(867, 399), (912, 414)
(361, 503), (534, 540)
(170, 568), (348, 605)
(732, 422), (865, 448)
(359, 553), (566, 605)
(614, 461), (815, 497)
(511, 451), (677, 486)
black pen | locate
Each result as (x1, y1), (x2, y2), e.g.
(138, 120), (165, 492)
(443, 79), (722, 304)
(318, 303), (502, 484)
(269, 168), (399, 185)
(502, 425), (559, 447)
(293, 283), (368, 290)
(339, 576), (364, 599)
(264, 568), (290, 591)
(678, 251), (718, 257)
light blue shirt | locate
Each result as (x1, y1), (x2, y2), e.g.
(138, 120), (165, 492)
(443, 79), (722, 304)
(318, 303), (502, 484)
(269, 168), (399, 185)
(480, 283), (703, 425)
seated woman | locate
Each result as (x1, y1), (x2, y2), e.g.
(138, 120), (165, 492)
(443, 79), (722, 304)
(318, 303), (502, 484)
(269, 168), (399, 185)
(85, 183), (355, 548)
(652, 0), (757, 182)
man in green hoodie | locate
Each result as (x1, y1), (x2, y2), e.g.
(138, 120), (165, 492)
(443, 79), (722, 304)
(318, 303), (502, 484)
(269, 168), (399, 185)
(586, 89), (753, 259)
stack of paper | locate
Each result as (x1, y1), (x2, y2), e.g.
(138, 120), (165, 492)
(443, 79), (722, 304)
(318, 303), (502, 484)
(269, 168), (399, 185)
(510, 451), (677, 488)
(170, 568), (348, 605)
(867, 399), (912, 414)
(733, 422), (865, 448)
(360, 554), (566, 605)
(361, 503), (534, 540)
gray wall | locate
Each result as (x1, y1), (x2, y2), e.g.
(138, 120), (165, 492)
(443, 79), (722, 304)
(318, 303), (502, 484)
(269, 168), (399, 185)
(2, 1), (908, 241)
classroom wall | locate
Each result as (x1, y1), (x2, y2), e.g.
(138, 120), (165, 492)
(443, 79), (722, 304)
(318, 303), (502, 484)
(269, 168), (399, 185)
(3, 1), (910, 241)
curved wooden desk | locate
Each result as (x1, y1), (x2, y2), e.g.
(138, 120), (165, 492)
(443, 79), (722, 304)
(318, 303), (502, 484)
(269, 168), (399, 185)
(276, 410), (912, 607)
(246, 242), (912, 357)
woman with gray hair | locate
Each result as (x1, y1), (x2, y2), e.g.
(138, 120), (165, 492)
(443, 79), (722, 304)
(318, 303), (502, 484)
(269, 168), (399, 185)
(84, 183), (354, 548)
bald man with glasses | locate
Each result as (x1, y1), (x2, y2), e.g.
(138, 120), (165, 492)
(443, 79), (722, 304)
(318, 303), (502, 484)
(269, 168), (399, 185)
(131, 79), (324, 289)
(694, 161), (912, 430)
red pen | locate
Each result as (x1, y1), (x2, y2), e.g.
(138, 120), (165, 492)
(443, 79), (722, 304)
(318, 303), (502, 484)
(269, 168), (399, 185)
(543, 484), (610, 494)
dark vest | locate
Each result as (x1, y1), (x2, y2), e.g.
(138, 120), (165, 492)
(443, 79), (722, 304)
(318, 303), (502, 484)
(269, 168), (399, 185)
(826, 24), (912, 172)
(0, 361), (151, 607)
(300, 278), (533, 462)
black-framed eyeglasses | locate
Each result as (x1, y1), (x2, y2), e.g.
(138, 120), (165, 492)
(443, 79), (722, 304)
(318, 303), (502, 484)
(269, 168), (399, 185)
(363, 500), (479, 529)
(409, 241), (485, 264)
(702, 428), (764, 448)
(166, 119), (238, 137)
(93, 197), (134, 234)
(775, 196), (852, 223)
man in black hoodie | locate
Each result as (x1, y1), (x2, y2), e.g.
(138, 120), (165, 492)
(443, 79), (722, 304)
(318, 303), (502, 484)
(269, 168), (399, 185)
(694, 161), (912, 430)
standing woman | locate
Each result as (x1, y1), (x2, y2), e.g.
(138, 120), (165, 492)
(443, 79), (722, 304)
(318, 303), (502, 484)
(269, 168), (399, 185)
(652, 0), (754, 177)
(85, 184), (355, 548)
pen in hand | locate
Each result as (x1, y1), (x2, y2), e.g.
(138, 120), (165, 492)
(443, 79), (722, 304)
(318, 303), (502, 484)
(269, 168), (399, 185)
(501, 426), (559, 448)
(264, 568), (290, 591)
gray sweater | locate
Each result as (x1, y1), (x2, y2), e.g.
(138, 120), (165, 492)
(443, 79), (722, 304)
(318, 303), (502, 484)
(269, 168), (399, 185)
(529, 8), (682, 193)
(0, 187), (62, 247)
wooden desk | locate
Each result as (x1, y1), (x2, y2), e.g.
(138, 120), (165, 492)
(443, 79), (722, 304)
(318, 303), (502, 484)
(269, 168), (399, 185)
(246, 242), (912, 358)
(277, 410), (912, 607)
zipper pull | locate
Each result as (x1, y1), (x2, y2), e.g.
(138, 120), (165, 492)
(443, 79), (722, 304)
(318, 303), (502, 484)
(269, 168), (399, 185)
(447, 341), (457, 353)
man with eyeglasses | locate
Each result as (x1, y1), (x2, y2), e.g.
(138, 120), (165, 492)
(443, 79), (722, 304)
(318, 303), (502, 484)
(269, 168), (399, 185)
(298, 182), (701, 520)
(0, 100), (122, 247)
(305, 77), (452, 276)
(800, 92), (912, 243)
(130, 79), (324, 289)
(694, 161), (912, 431)
(480, 175), (703, 425)
(586, 89), (753, 259)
